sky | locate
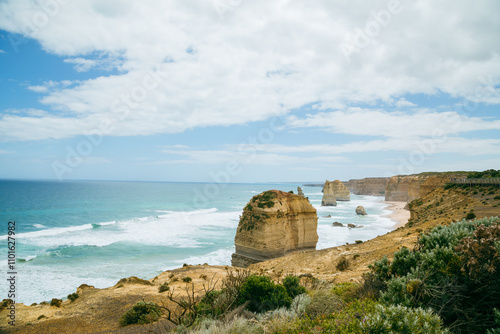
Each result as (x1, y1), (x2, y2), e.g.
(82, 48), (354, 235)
(0, 0), (499, 183)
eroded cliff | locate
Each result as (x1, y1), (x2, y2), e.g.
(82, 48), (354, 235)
(232, 190), (318, 268)
(385, 172), (468, 202)
(346, 177), (389, 196)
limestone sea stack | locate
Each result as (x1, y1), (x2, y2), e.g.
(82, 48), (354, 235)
(322, 180), (351, 205)
(331, 180), (351, 201)
(321, 181), (337, 206)
(297, 186), (304, 197)
(231, 190), (318, 268)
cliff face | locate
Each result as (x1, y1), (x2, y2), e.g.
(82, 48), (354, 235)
(232, 190), (318, 268)
(322, 180), (350, 204)
(346, 177), (389, 196)
(385, 173), (468, 202)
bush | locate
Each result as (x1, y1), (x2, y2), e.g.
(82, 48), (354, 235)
(465, 210), (476, 220)
(50, 298), (62, 307)
(119, 302), (162, 326)
(305, 288), (343, 319)
(361, 304), (448, 334)
(182, 277), (192, 283)
(158, 282), (170, 293)
(282, 275), (306, 299)
(67, 293), (79, 302)
(336, 256), (350, 271)
(364, 217), (500, 333)
(237, 275), (292, 313)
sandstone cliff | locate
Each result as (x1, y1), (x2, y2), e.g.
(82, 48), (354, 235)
(345, 177), (389, 196)
(384, 172), (468, 202)
(232, 190), (318, 268)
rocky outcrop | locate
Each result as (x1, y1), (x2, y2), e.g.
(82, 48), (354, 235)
(345, 177), (389, 196)
(297, 187), (304, 197)
(355, 206), (367, 215)
(385, 173), (468, 202)
(321, 181), (337, 206)
(231, 190), (318, 268)
(322, 180), (350, 205)
(332, 222), (344, 227)
(331, 180), (351, 201)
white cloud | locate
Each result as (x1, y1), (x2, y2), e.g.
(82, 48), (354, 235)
(0, 0), (499, 141)
(286, 109), (500, 138)
(63, 58), (98, 72)
(0, 49), (5, 54)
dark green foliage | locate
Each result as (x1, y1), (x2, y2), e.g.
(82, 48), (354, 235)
(253, 190), (277, 208)
(182, 277), (192, 283)
(494, 196), (500, 200)
(158, 282), (169, 292)
(67, 293), (79, 302)
(237, 275), (292, 313)
(365, 217), (500, 333)
(50, 298), (62, 307)
(487, 309), (500, 334)
(467, 169), (500, 179)
(465, 210), (476, 220)
(119, 302), (162, 326)
(336, 256), (350, 271)
(282, 275), (306, 299)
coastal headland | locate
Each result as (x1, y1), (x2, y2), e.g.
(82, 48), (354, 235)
(1, 172), (499, 333)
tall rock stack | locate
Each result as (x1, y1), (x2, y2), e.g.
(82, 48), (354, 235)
(322, 180), (351, 205)
(297, 186), (304, 197)
(231, 190), (318, 268)
(331, 180), (351, 201)
(321, 181), (337, 206)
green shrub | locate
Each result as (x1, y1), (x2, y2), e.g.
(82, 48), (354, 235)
(182, 277), (192, 283)
(237, 275), (292, 313)
(487, 309), (500, 334)
(361, 304), (448, 334)
(158, 282), (169, 293)
(119, 302), (162, 326)
(67, 293), (79, 302)
(50, 298), (62, 307)
(282, 275), (306, 299)
(364, 217), (500, 333)
(305, 288), (343, 319)
(465, 210), (476, 220)
(336, 256), (350, 271)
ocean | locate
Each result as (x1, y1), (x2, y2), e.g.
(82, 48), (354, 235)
(0, 180), (396, 304)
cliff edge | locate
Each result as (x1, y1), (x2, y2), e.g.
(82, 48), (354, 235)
(231, 190), (318, 268)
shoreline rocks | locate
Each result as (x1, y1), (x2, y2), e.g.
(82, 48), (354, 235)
(356, 206), (367, 216)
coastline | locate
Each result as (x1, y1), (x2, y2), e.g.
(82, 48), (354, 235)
(384, 201), (410, 228)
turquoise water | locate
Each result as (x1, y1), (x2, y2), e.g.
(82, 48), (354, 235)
(0, 180), (396, 304)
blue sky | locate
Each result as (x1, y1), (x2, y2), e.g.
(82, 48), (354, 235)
(0, 0), (499, 183)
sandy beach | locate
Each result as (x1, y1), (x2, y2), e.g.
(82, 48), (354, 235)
(384, 201), (411, 228)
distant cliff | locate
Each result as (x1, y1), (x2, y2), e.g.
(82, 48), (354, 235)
(231, 190), (318, 268)
(385, 172), (469, 202)
(345, 177), (389, 196)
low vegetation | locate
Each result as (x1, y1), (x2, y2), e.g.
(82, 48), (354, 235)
(117, 216), (500, 333)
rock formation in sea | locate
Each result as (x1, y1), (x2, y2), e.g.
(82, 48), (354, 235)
(231, 190), (318, 268)
(331, 180), (351, 201)
(345, 177), (390, 196)
(332, 222), (344, 227)
(321, 181), (337, 206)
(322, 180), (350, 205)
(355, 205), (367, 215)
(297, 186), (304, 197)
